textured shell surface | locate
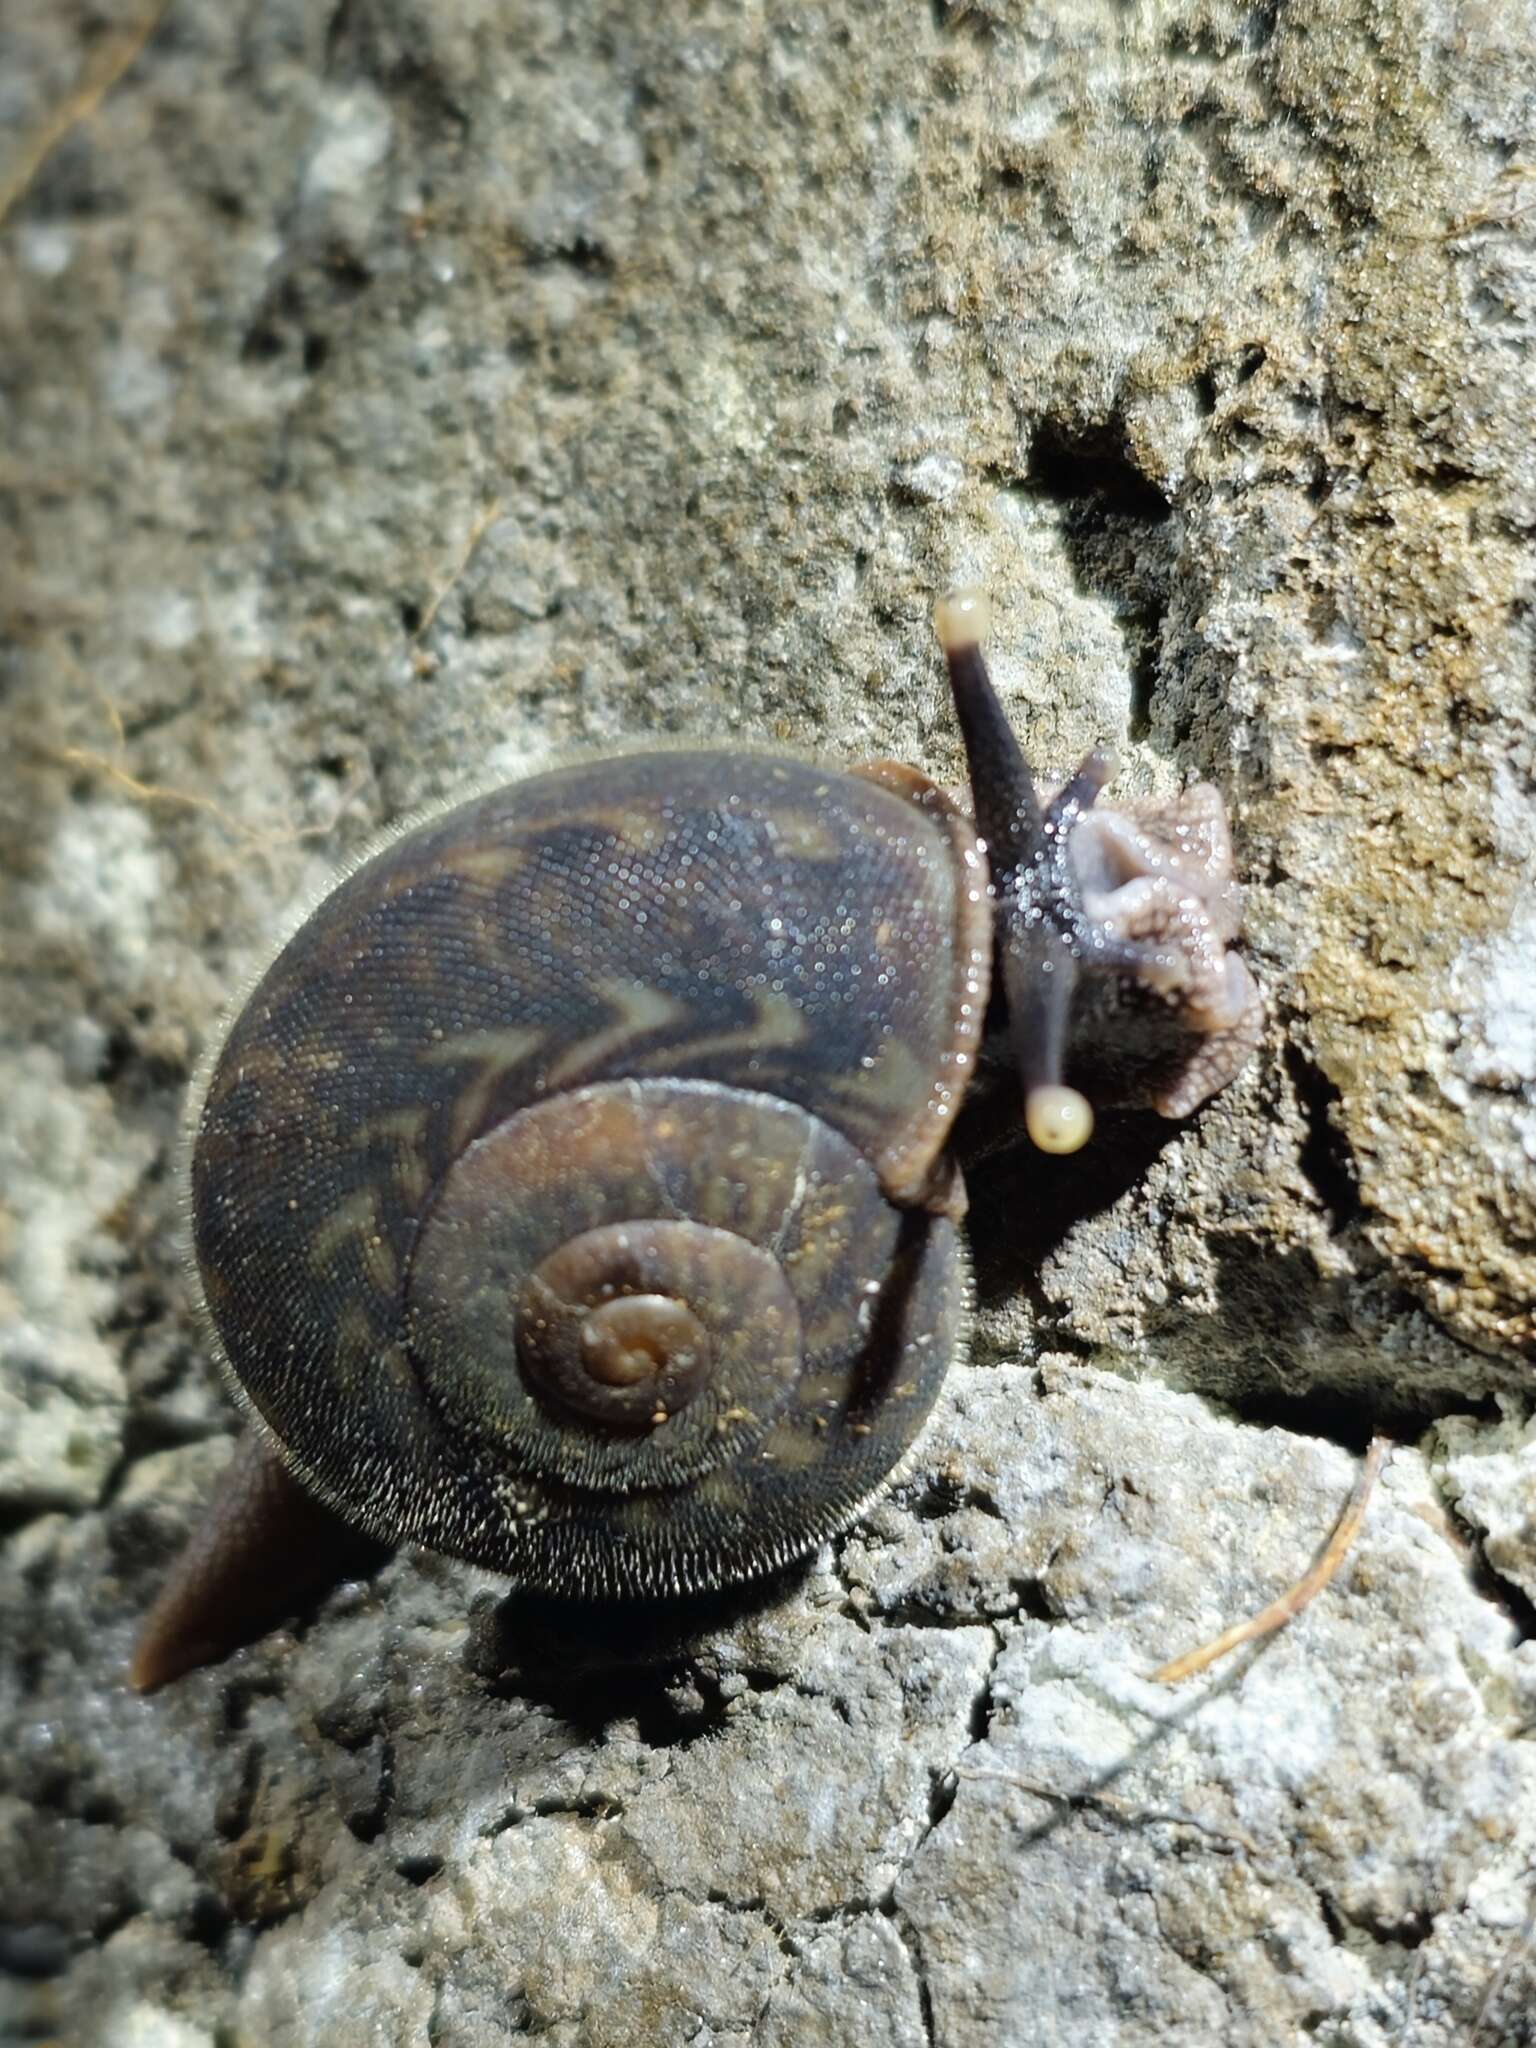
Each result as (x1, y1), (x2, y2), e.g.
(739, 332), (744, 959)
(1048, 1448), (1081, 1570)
(192, 749), (990, 1597)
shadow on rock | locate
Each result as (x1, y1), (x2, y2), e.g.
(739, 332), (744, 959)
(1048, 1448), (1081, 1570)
(464, 1557), (817, 1744)
(962, 1103), (1179, 1310)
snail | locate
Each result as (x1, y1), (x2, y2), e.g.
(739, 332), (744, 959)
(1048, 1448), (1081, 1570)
(130, 594), (1261, 1690)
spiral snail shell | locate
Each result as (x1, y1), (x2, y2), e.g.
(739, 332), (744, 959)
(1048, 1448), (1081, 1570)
(131, 597), (1261, 1689)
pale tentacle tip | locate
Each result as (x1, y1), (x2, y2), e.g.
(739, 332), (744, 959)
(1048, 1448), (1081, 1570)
(1025, 1084), (1094, 1154)
(934, 588), (992, 654)
(127, 1644), (159, 1695)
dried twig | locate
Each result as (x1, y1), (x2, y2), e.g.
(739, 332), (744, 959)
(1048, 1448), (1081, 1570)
(413, 497), (506, 641)
(37, 666), (367, 851)
(48, 737), (367, 850)
(1151, 1437), (1391, 1685)
(0, 3), (172, 232)
(1443, 164), (1536, 239)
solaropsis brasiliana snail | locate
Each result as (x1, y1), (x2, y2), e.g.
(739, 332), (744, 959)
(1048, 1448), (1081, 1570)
(131, 594), (1261, 1689)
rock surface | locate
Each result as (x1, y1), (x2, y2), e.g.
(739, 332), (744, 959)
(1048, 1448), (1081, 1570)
(3, 0), (1535, 2042)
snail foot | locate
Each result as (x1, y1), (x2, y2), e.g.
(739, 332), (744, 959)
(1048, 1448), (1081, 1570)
(129, 1434), (389, 1692)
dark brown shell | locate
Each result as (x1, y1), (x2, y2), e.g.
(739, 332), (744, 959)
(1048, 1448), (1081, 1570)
(192, 750), (990, 1597)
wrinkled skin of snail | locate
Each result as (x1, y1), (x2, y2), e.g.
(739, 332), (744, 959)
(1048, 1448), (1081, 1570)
(132, 611), (1262, 1689)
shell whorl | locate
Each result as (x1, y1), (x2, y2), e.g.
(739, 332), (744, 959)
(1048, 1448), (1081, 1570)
(191, 750), (985, 1598)
(516, 1226), (731, 1431)
(402, 1077), (963, 1586)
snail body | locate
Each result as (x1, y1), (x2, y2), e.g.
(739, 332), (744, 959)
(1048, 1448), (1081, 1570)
(133, 602), (1261, 1687)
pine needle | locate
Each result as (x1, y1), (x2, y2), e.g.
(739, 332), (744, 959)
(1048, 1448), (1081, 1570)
(1152, 1437), (1391, 1685)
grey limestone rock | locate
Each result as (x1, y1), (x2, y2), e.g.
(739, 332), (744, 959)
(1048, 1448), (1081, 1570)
(3, 0), (1536, 2042)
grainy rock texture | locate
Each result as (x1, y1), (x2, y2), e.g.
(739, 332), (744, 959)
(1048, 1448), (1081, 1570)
(3, 0), (1535, 2043)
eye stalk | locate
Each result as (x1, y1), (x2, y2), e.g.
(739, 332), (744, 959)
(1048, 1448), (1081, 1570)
(935, 588), (1261, 1151)
(935, 589), (1097, 1157)
(1024, 1084), (1095, 1155)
